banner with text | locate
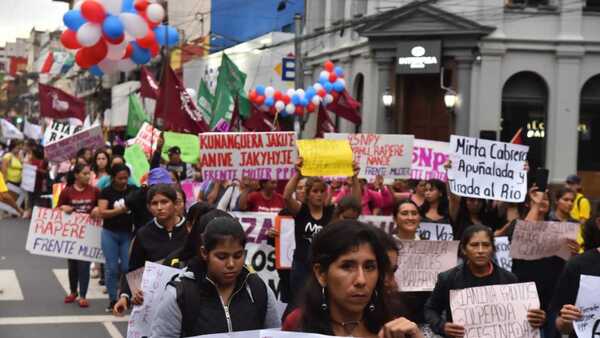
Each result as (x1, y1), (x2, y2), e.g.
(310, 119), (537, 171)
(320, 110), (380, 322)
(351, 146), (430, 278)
(200, 132), (297, 181)
(44, 125), (105, 162)
(325, 133), (414, 181)
(189, 329), (347, 338)
(412, 139), (449, 181)
(131, 122), (161, 157)
(450, 282), (541, 338)
(25, 207), (105, 263)
(448, 135), (529, 202)
(494, 236), (512, 271)
(510, 220), (579, 261)
(43, 120), (81, 145)
(395, 240), (459, 291)
(360, 215), (454, 241)
(574, 274), (600, 337)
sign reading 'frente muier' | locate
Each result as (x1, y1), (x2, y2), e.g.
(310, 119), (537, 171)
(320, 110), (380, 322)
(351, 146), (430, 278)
(396, 40), (441, 74)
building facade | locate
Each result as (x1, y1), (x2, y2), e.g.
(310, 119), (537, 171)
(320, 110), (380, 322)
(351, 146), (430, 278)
(302, 0), (600, 191)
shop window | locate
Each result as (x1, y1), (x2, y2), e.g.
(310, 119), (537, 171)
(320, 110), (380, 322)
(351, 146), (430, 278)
(501, 71), (548, 170)
(312, 0), (326, 31)
(578, 75), (600, 170)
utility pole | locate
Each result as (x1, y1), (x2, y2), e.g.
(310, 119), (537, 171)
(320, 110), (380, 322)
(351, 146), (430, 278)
(293, 13), (303, 137)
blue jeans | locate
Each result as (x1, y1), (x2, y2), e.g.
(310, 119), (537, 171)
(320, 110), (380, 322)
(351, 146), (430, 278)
(101, 229), (130, 302)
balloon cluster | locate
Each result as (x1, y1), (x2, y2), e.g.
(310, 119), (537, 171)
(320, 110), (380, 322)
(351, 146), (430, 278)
(248, 60), (346, 117)
(60, 0), (179, 76)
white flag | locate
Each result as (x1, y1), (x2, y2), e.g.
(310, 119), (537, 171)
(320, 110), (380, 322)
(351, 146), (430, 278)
(1, 119), (24, 140)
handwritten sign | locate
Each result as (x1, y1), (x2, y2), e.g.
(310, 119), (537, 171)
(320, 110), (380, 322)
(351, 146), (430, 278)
(25, 207), (105, 263)
(448, 135), (529, 202)
(325, 133), (414, 180)
(200, 132), (297, 181)
(127, 262), (181, 338)
(510, 220), (579, 261)
(395, 240), (459, 291)
(275, 216), (295, 269)
(132, 122), (160, 157)
(297, 139), (353, 177)
(24, 120), (43, 140)
(43, 120), (81, 145)
(188, 330), (350, 338)
(494, 236), (512, 271)
(161, 131), (200, 164)
(450, 282), (541, 338)
(20, 164), (37, 192)
(44, 125), (105, 162)
(412, 139), (449, 181)
(574, 275), (600, 337)
(359, 216), (453, 241)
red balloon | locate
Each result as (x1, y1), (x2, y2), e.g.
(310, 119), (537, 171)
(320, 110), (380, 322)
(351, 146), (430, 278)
(88, 39), (108, 64)
(329, 73), (337, 83)
(81, 0), (106, 23)
(149, 41), (159, 56)
(75, 48), (95, 69)
(105, 34), (125, 45)
(255, 95), (265, 105)
(282, 95), (290, 104)
(324, 60), (334, 72)
(123, 44), (133, 59)
(317, 89), (326, 97)
(273, 91), (282, 101)
(249, 90), (257, 102)
(61, 30), (81, 50)
(137, 30), (156, 49)
(295, 106), (304, 117)
(134, 0), (149, 12)
(307, 103), (315, 112)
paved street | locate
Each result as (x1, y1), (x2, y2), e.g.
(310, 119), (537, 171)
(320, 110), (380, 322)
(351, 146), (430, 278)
(0, 217), (128, 338)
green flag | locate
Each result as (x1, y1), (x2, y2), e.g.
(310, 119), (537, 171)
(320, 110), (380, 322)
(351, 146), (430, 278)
(126, 94), (148, 138)
(209, 53), (247, 129)
(161, 131), (200, 164)
(124, 144), (150, 185)
(197, 79), (214, 123)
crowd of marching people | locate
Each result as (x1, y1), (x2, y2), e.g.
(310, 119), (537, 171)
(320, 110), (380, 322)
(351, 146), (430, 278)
(5, 132), (600, 338)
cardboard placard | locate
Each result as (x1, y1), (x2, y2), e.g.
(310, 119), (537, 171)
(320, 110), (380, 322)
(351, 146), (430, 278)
(20, 164), (37, 192)
(574, 275), (600, 337)
(296, 139), (353, 177)
(161, 131), (200, 164)
(44, 125), (105, 162)
(275, 215), (295, 270)
(394, 240), (459, 291)
(510, 220), (579, 261)
(132, 122), (160, 157)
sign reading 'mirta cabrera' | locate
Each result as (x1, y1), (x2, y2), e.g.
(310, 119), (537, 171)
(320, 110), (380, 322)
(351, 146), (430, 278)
(396, 40), (441, 74)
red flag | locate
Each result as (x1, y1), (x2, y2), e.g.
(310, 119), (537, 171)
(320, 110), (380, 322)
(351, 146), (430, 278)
(315, 103), (335, 138)
(140, 66), (159, 99)
(510, 127), (523, 144)
(38, 83), (85, 122)
(154, 65), (209, 134)
(327, 90), (361, 125)
(40, 52), (54, 74)
(243, 105), (275, 132)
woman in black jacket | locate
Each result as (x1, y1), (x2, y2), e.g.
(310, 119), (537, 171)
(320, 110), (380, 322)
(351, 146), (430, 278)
(424, 225), (546, 337)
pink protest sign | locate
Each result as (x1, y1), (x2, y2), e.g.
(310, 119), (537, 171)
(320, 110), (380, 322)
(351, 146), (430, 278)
(44, 125), (104, 162)
(411, 139), (449, 181)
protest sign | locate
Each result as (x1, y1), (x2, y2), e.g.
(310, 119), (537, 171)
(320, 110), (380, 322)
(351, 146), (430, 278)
(574, 275), (600, 337)
(132, 122), (160, 157)
(0, 119), (23, 140)
(200, 132), (297, 181)
(20, 164), (37, 192)
(395, 240), (459, 291)
(359, 216), (453, 241)
(43, 120), (81, 145)
(44, 125), (105, 162)
(450, 282), (541, 338)
(510, 220), (579, 261)
(126, 266), (144, 294)
(180, 180), (202, 210)
(494, 236), (512, 271)
(24, 119), (43, 140)
(127, 262), (181, 338)
(161, 131), (200, 164)
(412, 139), (449, 181)
(297, 139), (353, 177)
(124, 144), (150, 185)
(188, 330), (348, 338)
(447, 135), (529, 202)
(25, 207), (105, 263)
(275, 216), (295, 269)
(325, 133), (414, 181)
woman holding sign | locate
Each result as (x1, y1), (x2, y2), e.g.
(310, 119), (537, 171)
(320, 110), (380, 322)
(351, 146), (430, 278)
(424, 225), (546, 337)
(57, 163), (101, 308)
(419, 180), (450, 224)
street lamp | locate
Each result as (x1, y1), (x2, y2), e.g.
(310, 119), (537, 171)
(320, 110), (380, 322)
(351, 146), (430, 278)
(382, 88), (393, 107)
(444, 89), (458, 111)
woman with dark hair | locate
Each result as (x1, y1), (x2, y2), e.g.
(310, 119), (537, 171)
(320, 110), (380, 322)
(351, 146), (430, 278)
(283, 220), (423, 337)
(411, 180), (427, 208)
(419, 180), (450, 224)
(283, 158), (361, 311)
(92, 150), (110, 182)
(96, 154), (137, 190)
(424, 224), (546, 337)
(332, 195), (362, 222)
(393, 199), (422, 240)
(113, 184), (187, 316)
(57, 163), (100, 308)
(97, 164), (138, 312)
(152, 217), (280, 337)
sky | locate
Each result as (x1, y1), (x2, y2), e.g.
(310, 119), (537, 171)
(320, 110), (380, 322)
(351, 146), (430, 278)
(0, 0), (69, 47)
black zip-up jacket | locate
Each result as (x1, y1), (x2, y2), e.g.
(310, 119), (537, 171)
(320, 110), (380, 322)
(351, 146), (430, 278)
(120, 217), (188, 299)
(424, 261), (519, 336)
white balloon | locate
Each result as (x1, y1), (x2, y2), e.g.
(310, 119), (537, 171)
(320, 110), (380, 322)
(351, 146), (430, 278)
(320, 70), (330, 79)
(275, 101), (285, 112)
(119, 13), (149, 38)
(265, 86), (275, 97)
(76, 23), (102, 47)
(338, 78), (346, 87)
(106, 39), (128, 60)
(285, 103), (295, 114)
(146, 3), (165, 23)
(313, 83), (323, 91)
(296, 89), (305, 97)
(286, 88), (295, 97)
(311, 95), (321, 106)
(117, 58), (137, 72)
(324, 94), (334, 104)
(186, 88), (197, 100)
(98, 58), (119, 74)
(100, 0), (123, 16)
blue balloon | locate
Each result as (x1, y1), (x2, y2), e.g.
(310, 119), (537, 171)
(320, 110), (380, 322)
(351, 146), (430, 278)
(89, 65), (103, 77)
(63, 10), (86, 31)
(300, 98), (309, 107)
(256, 85), (265, 96)
(319, 74), (329, 84)
(324, 82), (333, 93)
(291, 95), (300, 105)
(156, 25), (180, 47)
(131, 42), (151, 65)
(166, 26), (180, 47)
(333, 80), (345, 92)
(102, 15), (124, 39)
(279, 109), (289, 117)
(265, 97), (274, 107)
(334, 66), (344, 77)
(305, 87), (316, 99)
(121, 0), (135, 13)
